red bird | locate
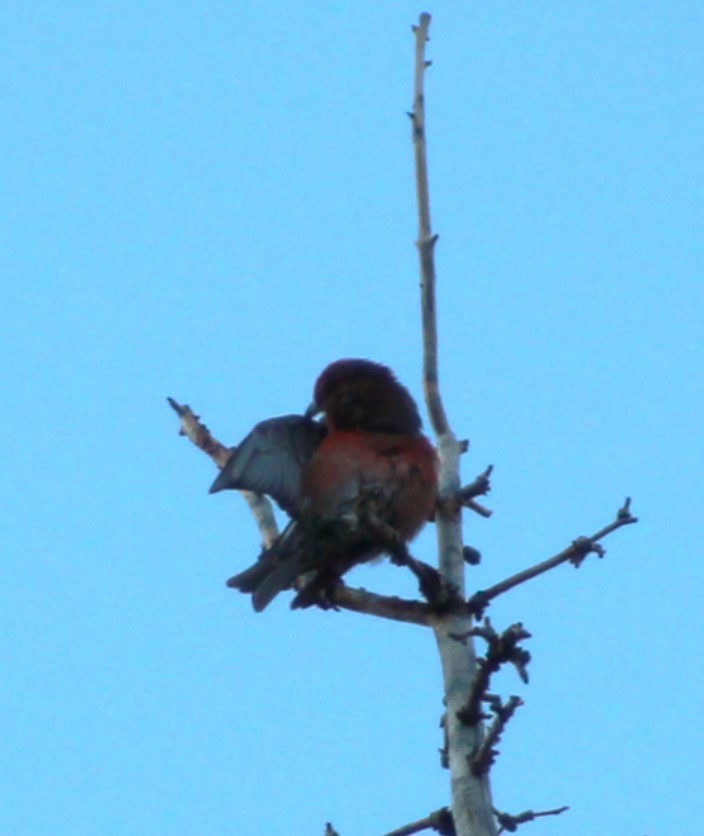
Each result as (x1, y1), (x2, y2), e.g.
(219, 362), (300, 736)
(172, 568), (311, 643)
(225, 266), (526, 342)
(210, 359), (438, 611)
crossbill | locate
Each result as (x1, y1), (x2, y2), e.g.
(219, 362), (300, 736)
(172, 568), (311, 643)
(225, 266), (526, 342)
(210, 359), (438, 611)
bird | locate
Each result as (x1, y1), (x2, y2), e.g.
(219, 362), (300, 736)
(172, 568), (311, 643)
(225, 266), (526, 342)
(209, 359), (438, 611)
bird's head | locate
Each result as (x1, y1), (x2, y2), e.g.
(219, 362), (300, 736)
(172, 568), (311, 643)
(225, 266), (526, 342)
(307, 359), (423, 435)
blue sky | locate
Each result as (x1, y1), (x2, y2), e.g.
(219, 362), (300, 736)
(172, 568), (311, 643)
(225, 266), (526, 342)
(2, 2), (702, 834)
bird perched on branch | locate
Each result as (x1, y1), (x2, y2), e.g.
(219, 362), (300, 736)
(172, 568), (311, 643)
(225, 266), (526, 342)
(210, 359), (438, 611)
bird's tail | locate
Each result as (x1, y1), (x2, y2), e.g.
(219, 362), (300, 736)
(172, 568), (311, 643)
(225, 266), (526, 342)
(226, 521), (311, 612)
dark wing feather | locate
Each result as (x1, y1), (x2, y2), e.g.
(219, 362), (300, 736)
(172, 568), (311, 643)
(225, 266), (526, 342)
(209, 415), (326, 517)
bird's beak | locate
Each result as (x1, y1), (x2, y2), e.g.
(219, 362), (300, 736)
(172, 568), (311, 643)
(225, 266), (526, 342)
(305, 400), (320, 419)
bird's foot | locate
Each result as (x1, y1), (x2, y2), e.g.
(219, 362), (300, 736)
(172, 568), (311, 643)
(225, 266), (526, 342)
(291, 575), (344, 611)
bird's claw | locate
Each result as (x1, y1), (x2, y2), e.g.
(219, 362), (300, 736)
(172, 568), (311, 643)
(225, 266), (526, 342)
(291, 576), (343, 611)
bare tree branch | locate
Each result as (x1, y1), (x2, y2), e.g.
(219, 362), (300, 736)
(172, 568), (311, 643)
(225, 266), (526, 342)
(494, 805), (569, 834)
(468, 499), (638, 615)
(410, 13), (498, 836)
(329, 584), (432, 626)
(463, 500), (493, 519)
(166, 397), (231, 468)
(411, 13), (446, 440)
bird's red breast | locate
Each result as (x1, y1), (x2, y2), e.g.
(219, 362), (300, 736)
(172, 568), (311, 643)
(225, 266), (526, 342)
(211, 359), (438, 611)
(301, 431), (437, 540)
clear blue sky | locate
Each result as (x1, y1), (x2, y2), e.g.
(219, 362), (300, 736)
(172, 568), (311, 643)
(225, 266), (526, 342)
(2, 3), (702, 834)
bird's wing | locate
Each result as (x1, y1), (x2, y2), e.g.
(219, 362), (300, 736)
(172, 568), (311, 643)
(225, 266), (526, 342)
(209, 414), (326, 517)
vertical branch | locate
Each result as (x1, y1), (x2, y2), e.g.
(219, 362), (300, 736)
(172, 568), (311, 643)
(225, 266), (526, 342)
(411, 14), (463, 590)
(412, 12), (448, 439)
(410, 14), (498, 836)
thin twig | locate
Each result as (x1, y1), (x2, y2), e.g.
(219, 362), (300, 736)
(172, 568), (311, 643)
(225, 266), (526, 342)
(464, 499), (493, 518)
(167, 397), (231, 467)
(495, 806), (569, 834)
(468, 499), (638, 615)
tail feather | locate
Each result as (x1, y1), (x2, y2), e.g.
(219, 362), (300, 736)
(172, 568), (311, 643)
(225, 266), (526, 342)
(250, 556), (311, 612)
(226, 521), (313, 612)
(225, 559), (272, 594)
